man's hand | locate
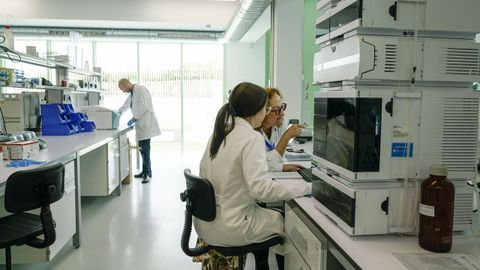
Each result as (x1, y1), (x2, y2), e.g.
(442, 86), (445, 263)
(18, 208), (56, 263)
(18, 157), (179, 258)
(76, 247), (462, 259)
(127, 118), (136, 126)
(284, 124), (304, 139)
(283, 163), (304, 172)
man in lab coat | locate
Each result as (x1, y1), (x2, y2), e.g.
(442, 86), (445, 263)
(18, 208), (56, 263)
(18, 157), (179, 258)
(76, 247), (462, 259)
(118, 79), (161, 184)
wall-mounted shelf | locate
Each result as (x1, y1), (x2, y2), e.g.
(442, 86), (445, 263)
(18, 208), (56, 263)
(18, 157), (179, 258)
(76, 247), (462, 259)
(0, 48), (104, 114)
(0, 84), (104, 94)
(69, 67), (101, 77)
(0, 49), (101, 77)
(0, 84), (73, 91)
(33, 85), (75, 91)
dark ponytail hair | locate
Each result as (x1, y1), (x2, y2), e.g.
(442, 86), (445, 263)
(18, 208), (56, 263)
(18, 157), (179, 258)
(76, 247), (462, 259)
(209, 82), (267, 159)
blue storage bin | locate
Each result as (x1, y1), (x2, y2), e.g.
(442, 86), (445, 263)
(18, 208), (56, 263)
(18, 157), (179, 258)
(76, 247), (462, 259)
(63, 104), (75, 115)
(81, 121), (96, 132)
(70, 112), (87, 125)
(41, 104), (65, 116)
(42, 114), (70, 126)
(41, 103), (96, 135)
(72, 123), (82, 133)
(41, 123), (76, 136)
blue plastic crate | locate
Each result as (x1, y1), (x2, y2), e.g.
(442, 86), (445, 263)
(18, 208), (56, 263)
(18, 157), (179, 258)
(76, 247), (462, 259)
(41, 123), (76, 136)
(42, 113), (71, 126)
(81, 121), (96, 132)
(63, 104), (75, 115)
(72, 123), (81, 133)
(70, 112), (87, 125)
(41, 104), (65, 116)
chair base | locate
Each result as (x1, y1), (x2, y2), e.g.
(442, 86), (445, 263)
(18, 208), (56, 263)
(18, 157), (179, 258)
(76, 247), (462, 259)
(208, 236), (284, 270)
(6, 246), (11, 270)
(210, 236), (284, 257)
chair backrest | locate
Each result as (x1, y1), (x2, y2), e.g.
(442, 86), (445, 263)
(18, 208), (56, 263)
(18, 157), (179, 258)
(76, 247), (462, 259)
(5, 163), (65, 213)
(183, 169), (216, 222)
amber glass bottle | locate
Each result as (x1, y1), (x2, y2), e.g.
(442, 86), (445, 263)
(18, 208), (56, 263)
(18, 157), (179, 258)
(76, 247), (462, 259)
(418, 165), (455, 252)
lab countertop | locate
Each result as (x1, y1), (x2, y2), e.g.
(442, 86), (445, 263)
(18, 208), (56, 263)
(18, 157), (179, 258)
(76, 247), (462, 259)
(290, 140), (313, 155)
(0, 126), (133, 186)
(291, 197), (480, 270)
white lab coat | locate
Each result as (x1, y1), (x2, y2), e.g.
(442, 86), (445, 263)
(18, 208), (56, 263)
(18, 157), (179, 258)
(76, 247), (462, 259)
(194, 117), (311, 247)
(261, 125), (284, 149)
(267, 150), (284, 172)
(119, 84), (161, 141)
(262, 125), (285, 172)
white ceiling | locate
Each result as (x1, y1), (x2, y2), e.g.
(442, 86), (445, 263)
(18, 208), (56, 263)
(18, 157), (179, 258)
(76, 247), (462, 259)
(1, 0), (241, 31)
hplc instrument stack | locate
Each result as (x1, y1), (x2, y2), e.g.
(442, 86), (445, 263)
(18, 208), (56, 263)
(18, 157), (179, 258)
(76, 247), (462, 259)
(311, 0), (480, 235)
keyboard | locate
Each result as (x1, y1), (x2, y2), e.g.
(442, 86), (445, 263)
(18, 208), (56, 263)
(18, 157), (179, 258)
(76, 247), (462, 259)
(297, 168), (320, 182)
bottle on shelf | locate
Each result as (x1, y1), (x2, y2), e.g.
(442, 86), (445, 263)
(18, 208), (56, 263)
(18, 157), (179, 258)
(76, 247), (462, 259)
(418, 165), (455, 252)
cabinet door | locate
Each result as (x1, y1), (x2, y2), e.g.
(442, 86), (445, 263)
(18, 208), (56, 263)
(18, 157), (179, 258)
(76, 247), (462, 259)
(119, 135), (129, 180)
(326, 243), (357, 270)
(285, 237), (312, 270)
(80, 145), (108, 196)
(48, 161), (76, 258)
(47, 176), (76, 259)
(107, 139), (120, 194)
(286, 205), (326, 270)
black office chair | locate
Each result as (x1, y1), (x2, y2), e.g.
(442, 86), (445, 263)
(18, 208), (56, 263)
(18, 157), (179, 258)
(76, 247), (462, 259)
(0, 163), (65, 270)
(180, 169), (283, 270)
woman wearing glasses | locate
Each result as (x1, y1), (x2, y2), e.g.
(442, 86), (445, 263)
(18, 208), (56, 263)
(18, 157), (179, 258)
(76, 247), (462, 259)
(194, 82), (311, 270)
(261, 88), (305, 171)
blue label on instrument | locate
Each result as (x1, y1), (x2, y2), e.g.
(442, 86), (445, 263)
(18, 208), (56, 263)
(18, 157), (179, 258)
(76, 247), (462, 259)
(391, 143), (413, 158)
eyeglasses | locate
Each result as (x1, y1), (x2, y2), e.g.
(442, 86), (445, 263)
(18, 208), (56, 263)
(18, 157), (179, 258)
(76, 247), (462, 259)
(270, 103), (287, 115)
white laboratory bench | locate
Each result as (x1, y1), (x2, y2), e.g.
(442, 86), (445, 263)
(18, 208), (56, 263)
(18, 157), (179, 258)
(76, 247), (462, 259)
(0, 126), (133, 265)
(284, 140), (313, 167)
(0, 127), (132, 187)
(285, 197), (480, 270)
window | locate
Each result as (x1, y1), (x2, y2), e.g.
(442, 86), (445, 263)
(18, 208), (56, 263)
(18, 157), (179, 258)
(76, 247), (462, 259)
(182, 44), (223, 151)
(96, 41), (138, 96)
(6, 39), (48, 89)
(139, 43), (182, 149)
(51, 40), (94, 84)
(96, 41), (138, 125)
(3, 36), (223, 154)
(51, 40), (93, 69)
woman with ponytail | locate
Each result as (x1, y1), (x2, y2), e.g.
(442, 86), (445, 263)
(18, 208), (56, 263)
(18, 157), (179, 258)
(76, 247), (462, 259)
(194, 82), (311, 270)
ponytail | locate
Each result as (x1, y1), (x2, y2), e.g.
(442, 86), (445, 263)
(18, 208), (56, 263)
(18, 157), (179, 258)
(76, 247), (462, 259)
(210, 103), (236, 159)
(209, 82), (266, 159)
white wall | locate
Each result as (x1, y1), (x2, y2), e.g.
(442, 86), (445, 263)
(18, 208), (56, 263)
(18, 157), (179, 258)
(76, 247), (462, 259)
(224, 36), (266, 97)
(272, 0), (303, 123)
(1, 0), (237, 31)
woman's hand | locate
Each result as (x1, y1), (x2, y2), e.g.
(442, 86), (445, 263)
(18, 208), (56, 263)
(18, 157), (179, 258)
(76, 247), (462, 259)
(283, 163), (305, 172)
(284, 124), (304, 139)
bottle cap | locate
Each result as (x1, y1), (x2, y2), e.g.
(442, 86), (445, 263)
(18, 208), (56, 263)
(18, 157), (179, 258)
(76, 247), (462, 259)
(429, 165), (448, 176)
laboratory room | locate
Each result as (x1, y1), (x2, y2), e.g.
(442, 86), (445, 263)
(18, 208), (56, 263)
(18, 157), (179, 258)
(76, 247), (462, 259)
(1, 1), (480, 270)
